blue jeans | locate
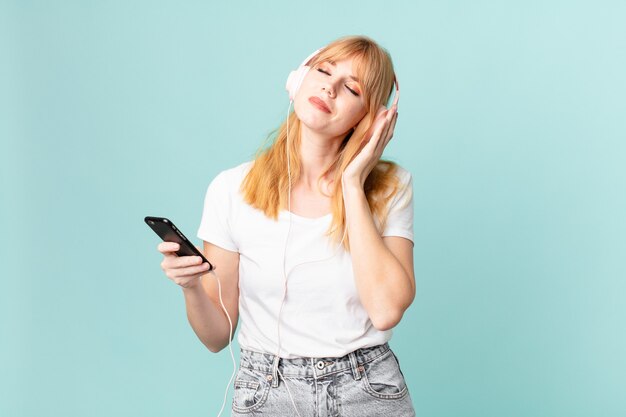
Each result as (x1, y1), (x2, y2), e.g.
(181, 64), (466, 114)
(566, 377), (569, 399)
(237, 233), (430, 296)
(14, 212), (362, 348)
(232, 343), (415, 416)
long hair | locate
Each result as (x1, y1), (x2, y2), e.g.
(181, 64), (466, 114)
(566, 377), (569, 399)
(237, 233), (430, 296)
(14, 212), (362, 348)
(241, 35), (400, 249)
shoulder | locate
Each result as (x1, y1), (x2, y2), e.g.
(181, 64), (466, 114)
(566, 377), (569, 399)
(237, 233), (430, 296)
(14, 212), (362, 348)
(208, 161), (253, 191)
(376, 161), (412, 196)
(392, 164), (412, 186)
(214, 161), (253, 184)
(375, 161), (412, 184)
(203, 162), (254, 206)
(384, 163), (413, 209)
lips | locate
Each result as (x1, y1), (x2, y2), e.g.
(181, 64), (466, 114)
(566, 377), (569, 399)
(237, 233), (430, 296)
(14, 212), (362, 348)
(308, 96), (331, 113)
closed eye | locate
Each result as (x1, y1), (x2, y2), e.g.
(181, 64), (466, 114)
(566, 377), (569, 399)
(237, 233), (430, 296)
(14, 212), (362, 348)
(345, 85), (359, 96)
(317, 67), (360, 96)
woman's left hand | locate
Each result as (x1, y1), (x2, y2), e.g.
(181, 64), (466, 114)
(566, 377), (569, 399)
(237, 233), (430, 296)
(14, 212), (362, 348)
(342, 105), (398, 188)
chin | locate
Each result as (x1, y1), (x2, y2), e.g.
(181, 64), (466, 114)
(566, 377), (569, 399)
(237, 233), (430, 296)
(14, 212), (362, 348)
(294, 105), (326, 130)
(299, 114), (327, 131)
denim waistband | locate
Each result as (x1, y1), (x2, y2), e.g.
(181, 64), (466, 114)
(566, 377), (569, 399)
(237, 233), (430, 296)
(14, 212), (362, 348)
(239, 343), (391, 386)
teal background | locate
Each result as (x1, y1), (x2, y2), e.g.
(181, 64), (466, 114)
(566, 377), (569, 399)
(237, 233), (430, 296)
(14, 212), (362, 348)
(1, 1), (625, 416)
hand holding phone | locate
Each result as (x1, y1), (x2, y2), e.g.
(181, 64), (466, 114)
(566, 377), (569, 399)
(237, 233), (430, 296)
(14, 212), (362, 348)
(145, 216), (214, 287)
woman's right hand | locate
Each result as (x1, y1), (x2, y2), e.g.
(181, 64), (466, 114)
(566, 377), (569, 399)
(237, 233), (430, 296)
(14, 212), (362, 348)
(158, 242), (212, 288)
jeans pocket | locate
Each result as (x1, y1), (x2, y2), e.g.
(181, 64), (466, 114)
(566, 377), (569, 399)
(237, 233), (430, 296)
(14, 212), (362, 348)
(361, 350), (409, 400)
(232, 367), (271, 413)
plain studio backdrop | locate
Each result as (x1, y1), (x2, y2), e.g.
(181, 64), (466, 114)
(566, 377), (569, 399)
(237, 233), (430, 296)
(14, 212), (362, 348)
(1, 1), (625, 416)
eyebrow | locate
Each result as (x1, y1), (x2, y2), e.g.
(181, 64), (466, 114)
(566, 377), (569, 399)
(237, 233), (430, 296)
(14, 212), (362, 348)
(323, 61), (360, 83)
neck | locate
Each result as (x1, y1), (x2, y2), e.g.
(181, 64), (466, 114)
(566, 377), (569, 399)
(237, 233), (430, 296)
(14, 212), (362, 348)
(297, 125), (345, 190)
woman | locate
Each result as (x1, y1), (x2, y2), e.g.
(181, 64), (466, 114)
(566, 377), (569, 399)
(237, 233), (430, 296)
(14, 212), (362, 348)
(158, 35), (416, 416)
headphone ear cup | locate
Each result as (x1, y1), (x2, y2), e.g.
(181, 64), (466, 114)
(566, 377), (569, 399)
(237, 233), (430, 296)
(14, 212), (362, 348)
(286, 49), (321, 101)
(286, 66), (310, 101)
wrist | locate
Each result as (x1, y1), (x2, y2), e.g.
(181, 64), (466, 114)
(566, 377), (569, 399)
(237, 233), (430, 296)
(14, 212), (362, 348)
(341, 179), (367, 209)
(341, 175), (364, 194)
(180, 275), (204, 292)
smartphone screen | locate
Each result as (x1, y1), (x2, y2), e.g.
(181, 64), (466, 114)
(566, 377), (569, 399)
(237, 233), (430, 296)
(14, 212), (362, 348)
(145, 216), (214, 271)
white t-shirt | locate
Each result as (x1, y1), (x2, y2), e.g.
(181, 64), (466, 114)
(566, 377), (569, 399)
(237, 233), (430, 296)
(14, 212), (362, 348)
(197, 161), (413, 358)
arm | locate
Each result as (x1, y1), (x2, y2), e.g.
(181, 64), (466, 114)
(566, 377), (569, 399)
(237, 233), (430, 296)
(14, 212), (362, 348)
(159, 241), (240, 353)
(342, 105), (415, 330)
(343, 182), (415, 331)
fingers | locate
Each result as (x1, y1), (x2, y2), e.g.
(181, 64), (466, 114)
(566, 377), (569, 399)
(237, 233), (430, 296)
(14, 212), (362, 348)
(372, 106), (390, 135)
(157, 242), (210, 287)
(162, 254), (203, 269)
(388, 111), (398, 140)
(161, 253), (205, 272)
(165, 261), (211, 279)
(158, 241), (180, 254)
(380, 107), (398, 149)
(371, 106), (398, 155)
(161, 256), (209, 287)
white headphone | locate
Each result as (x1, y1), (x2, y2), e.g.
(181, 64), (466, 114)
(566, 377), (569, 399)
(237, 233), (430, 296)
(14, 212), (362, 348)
(285, 49), (323, 101)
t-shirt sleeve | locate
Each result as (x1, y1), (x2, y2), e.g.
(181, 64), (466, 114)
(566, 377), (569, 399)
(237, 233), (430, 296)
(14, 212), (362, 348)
(197, 171), (238, 252)
(382, 168), (414, 243)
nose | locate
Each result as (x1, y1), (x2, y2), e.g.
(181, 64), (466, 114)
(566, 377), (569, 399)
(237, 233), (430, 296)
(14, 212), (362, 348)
(321, 84), (335, 98)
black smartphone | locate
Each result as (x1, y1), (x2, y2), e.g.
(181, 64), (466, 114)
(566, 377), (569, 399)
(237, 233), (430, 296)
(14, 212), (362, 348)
(144, 216), (214, 271)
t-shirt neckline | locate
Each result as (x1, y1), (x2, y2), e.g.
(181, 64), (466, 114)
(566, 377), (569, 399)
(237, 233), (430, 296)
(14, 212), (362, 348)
(280, 210), (332, 224)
